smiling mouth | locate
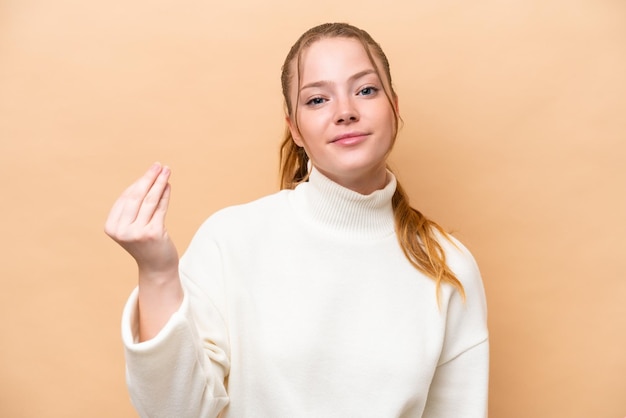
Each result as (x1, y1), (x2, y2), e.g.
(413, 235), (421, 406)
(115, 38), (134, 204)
(330, 132), (370, 144)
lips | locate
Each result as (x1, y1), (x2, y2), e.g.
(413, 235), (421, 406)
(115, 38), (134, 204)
(330, 132), (370, 145)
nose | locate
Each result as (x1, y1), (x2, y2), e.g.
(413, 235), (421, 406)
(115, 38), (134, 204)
(334, 96), (359, 124)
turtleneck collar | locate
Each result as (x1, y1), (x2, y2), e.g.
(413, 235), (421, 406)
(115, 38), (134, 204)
(289, 168), (397, 240)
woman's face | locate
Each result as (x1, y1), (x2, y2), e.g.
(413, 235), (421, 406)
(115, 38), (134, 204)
(287, 37), (397, 194)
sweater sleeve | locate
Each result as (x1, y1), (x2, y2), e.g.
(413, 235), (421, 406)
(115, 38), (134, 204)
(422, 238), (490, 418)
(121, 221), (230, 418)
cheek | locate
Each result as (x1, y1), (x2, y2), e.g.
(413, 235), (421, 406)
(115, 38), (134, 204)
(297, 112), (327, 139)
(371, 106), (393, 131)
(381, 106), (397, 135)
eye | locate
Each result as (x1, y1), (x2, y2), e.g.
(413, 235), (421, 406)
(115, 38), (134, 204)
(358, 86), (378, 96)
(305, 97), (326, 106)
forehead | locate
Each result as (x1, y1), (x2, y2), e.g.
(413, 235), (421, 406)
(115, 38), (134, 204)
(297, 37), (381, 81)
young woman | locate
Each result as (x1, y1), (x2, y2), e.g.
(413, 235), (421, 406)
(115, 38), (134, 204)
(105, 22), (489, 418)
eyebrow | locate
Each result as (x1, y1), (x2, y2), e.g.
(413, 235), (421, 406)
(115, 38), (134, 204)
(299, 69), (378, 92)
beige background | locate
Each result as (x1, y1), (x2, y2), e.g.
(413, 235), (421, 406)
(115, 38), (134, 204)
(1, 0), (625, 417)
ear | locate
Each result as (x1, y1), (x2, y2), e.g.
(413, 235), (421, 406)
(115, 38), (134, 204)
(393, 95), (399, 114)
(286, 116), (304, 147)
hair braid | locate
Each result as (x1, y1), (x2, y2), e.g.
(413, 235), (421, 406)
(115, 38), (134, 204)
(392, 176), (465, 302)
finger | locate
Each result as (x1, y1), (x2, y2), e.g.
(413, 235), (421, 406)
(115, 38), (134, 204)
(117, 163), (164, 225)
(105, 163), (162, 237)
(149, 182), (171, 227)
(134, 165), (171, 225)
(105, 190), (129, 236)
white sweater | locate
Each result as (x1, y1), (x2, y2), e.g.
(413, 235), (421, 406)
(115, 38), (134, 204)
(122, 169), (489, 418)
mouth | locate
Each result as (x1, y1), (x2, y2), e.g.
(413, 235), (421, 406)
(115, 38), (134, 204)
(330, 132), (370, 145)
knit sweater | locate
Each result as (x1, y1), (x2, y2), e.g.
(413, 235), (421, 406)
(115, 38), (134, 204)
(121, 169), (489, 418)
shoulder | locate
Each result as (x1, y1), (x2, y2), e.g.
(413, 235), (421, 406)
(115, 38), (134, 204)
(440, 234), (481, 282)
(436, 231), (487, 309)
(181, 189), (294, 261)
(194, 189), (292, 237)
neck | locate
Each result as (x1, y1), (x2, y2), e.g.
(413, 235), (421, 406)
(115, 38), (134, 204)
(315, 165), (389, 195)
(290, 167), (397, 240)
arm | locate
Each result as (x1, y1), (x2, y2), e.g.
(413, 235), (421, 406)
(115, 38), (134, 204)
(423, 238), (490, 417)
(121, 285), (229, 418)
(422, 339), (489, 417)
(105, 162), (182, 341)
(106, 163), (229, 417)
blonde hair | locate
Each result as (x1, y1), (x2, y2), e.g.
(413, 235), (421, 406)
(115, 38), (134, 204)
(279, 23), (464, 301)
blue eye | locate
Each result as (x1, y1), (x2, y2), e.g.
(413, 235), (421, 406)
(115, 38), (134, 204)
(358, 86), (378, 96)
(305, 97), (326, 106)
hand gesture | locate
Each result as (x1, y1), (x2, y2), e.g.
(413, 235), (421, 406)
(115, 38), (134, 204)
(104, 163), (179, 281)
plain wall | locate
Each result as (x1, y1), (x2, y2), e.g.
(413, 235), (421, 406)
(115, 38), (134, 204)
(1, 0), (624, 416)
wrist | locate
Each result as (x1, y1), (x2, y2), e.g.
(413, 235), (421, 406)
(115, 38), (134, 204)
(137, 268), (183, 308)
(137, 264), (180, 287)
